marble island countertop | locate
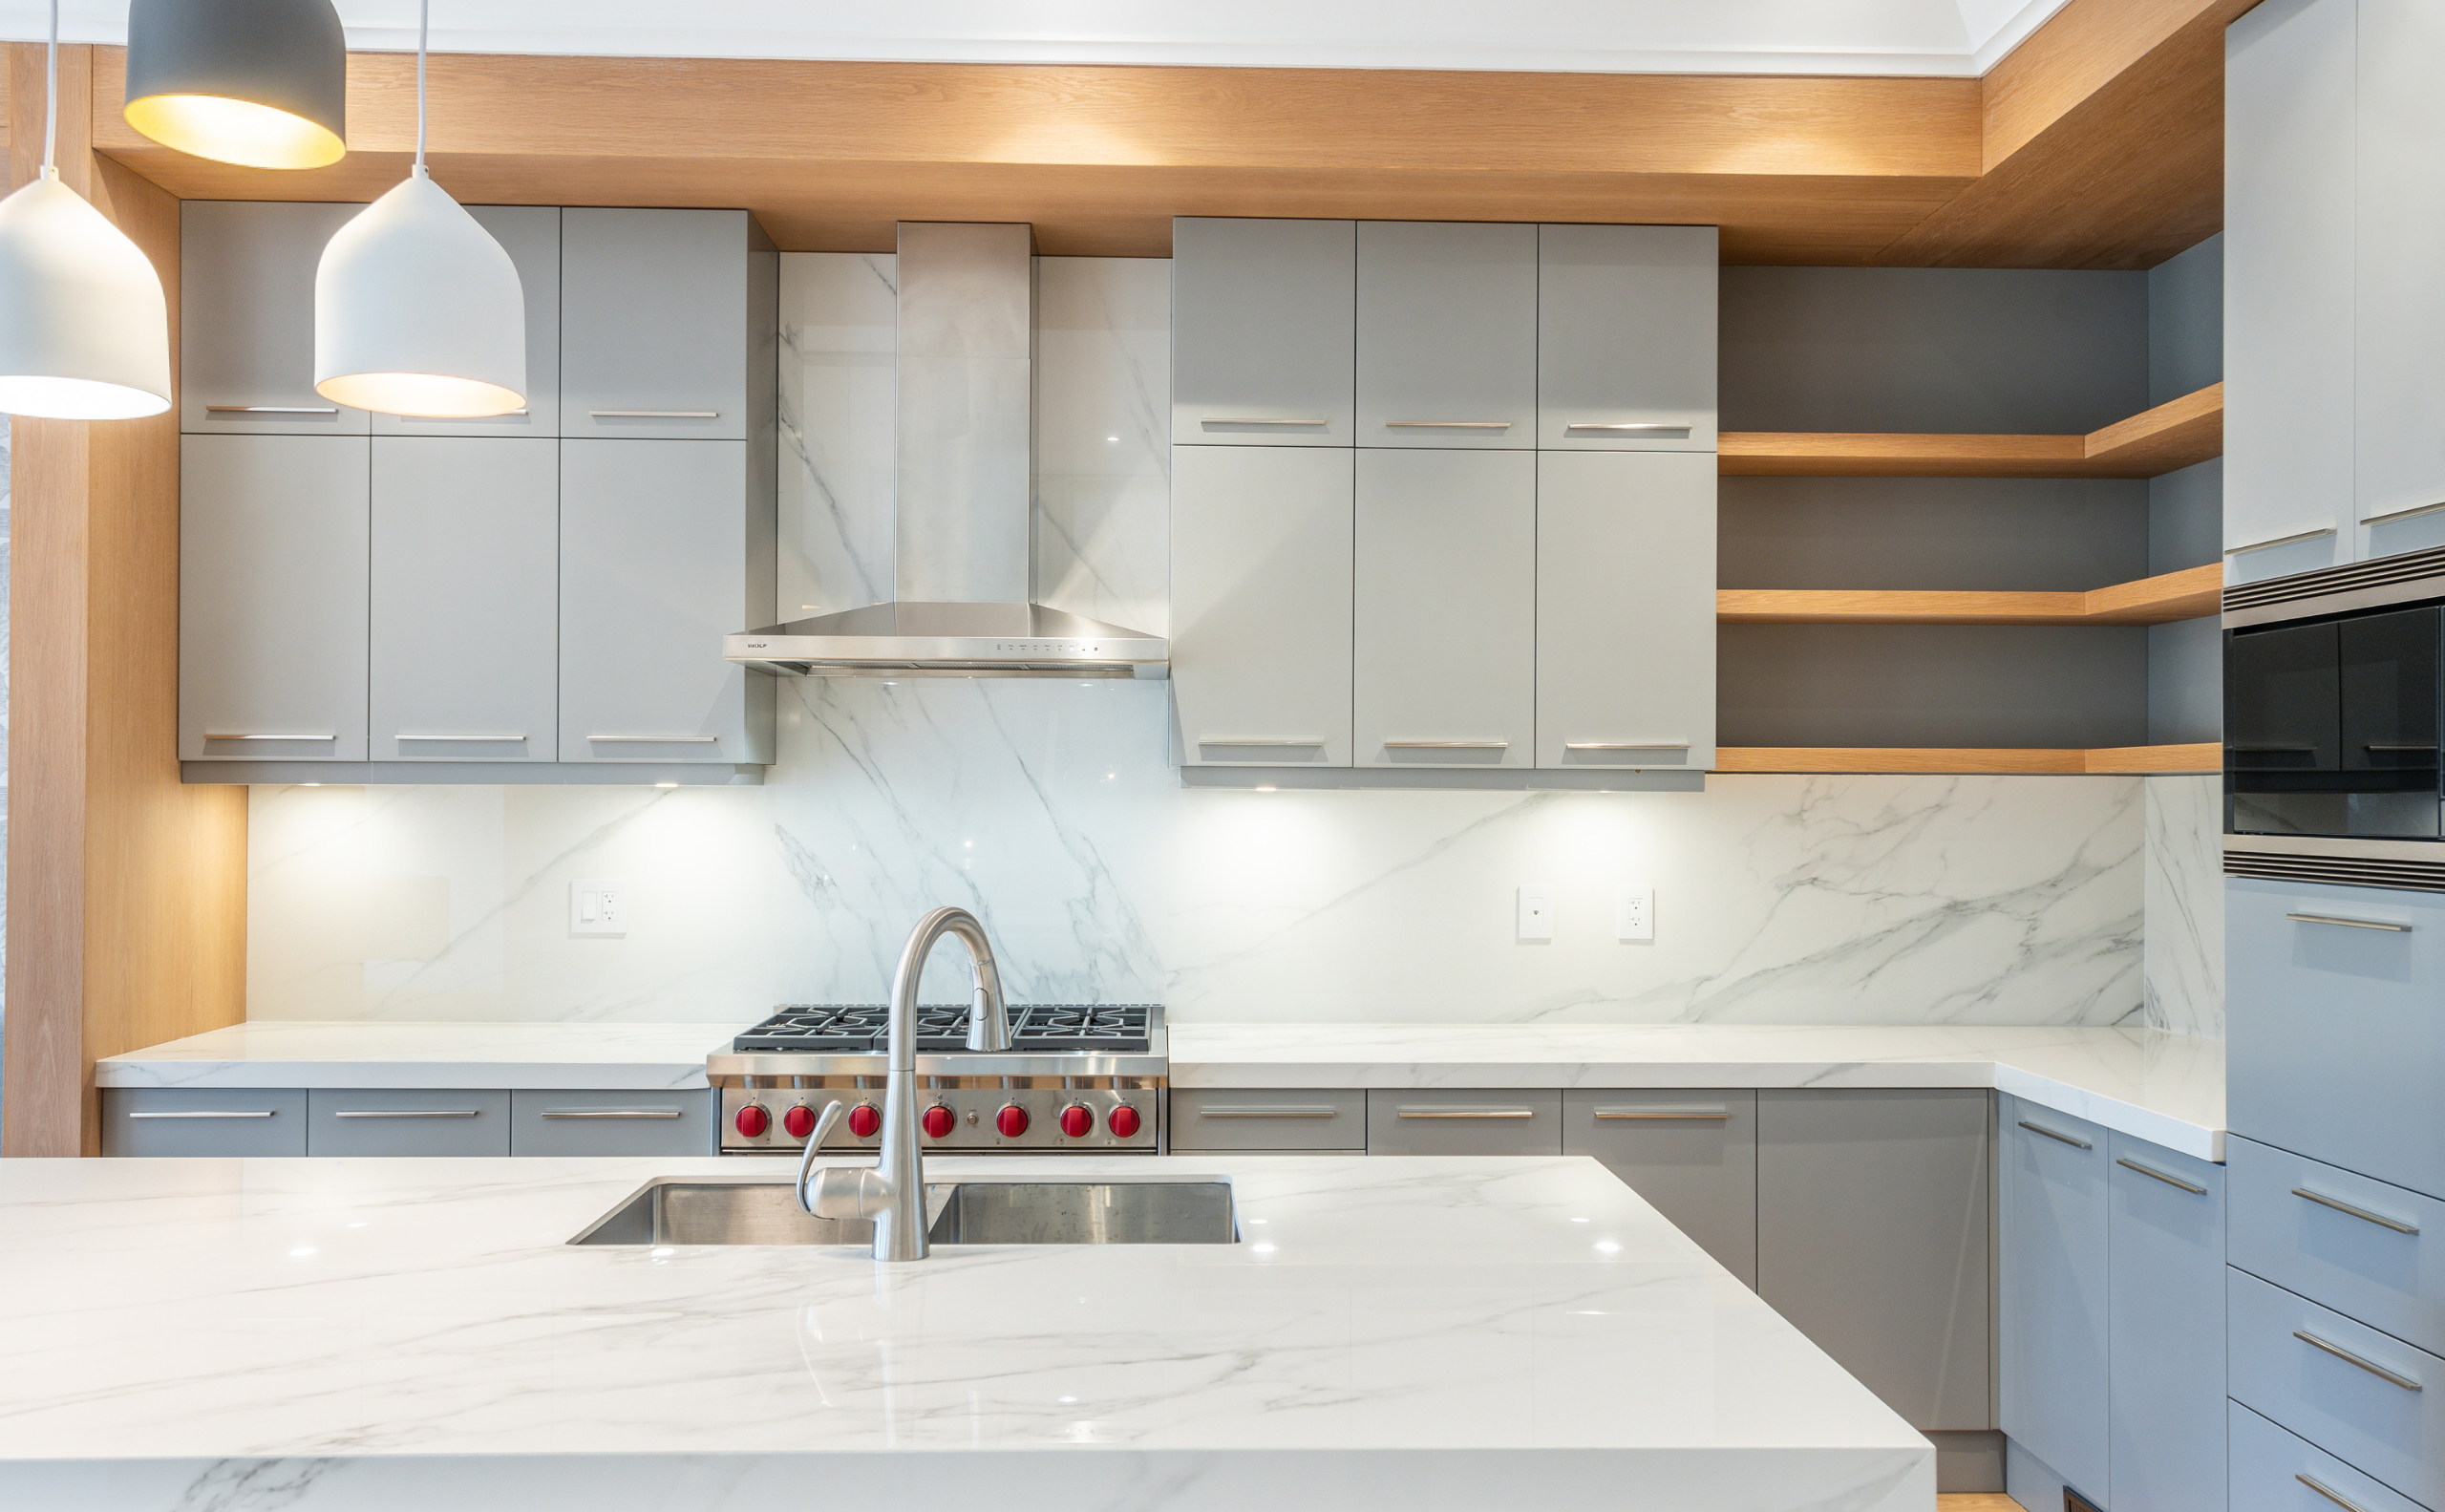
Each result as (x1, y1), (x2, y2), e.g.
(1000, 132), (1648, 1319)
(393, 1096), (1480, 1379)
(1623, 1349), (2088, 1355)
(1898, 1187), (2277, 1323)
(0, 1153), (1931, 1512)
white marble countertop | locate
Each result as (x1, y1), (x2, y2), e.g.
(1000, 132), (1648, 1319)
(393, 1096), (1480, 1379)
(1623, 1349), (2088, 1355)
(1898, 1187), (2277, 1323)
(1170, 1023), (2227, 1161)
(0, 1153), (1930, 1512)
(92, 1020), (750, 1091)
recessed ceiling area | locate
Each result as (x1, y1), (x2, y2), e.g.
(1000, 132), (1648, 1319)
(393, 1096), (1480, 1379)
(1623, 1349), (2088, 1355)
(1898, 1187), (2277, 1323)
(7, 0), (2072, 76)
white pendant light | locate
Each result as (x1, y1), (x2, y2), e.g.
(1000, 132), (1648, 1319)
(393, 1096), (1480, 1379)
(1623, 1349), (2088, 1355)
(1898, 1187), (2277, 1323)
(313, 0), (524, 418)
(0, 0), (173, 420)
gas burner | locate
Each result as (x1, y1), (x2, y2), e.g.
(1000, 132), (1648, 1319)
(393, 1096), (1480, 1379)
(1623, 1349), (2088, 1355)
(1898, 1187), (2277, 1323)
(733, 1002), (1156, 1054)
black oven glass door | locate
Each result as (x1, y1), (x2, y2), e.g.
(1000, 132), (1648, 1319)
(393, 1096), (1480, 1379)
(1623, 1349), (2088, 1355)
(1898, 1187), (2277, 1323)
(2226, 606), (2442, 838)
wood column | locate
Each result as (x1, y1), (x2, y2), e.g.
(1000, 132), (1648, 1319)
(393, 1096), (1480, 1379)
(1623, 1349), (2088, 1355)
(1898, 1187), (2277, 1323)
(0, 43), (246, 1158)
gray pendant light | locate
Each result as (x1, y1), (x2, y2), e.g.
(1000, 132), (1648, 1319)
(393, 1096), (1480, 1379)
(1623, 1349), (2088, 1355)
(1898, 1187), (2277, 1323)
(124, 0), (348, 169)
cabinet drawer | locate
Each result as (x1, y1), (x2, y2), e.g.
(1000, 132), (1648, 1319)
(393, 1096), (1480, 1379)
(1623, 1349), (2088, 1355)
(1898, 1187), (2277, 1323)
(2231, 1399), (2434, 1512)
(1562, 1089), (1756, 1285)
(307, 1090), (511, 1156)
(1168, 1089), (1365, 1151)
(511, 1090), (716, 1156)
(1368, 1089), (1562, 1156)
(2230, 1266), (2444, 1508)
(2231, 1135), (2444, 1358)
(2227, 877), (2445, 1199)
(102, 1089), (308, 1157)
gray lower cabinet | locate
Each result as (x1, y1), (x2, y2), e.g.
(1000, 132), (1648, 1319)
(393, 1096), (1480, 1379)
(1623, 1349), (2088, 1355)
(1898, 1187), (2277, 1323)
(2106, 1134), (2226, 1512)
(510, 1090), (716, 1156)
(1354, 221), (1536, 448)
(1757, 1089), (1991, 1434)
(560, 207), (776, 442)
(180, 200), (370, 436)
(2229, 1398), (2428, 1512)
(180, 435), (371, 762)
(306, 1090), (512, 1157)
(559, 439), (775, 765)
(1366, 1089), (1562, 1156)
(372, 205), (563, 438)
(1171, 217), (1355, 447)
(101, 1089), (308, 1157)
(2228, 1134), (2442, 1358)
(1561, 1088), (1757, 1287)
(1353, 448), (1535, 768)
(1999, 1097), (2112, 1501)
(1166, 1089), (1367, 1152)
(1536, 224), (1718, 453)
(371, 437), (559, 763)
(2228, 1266), (2443, 1510)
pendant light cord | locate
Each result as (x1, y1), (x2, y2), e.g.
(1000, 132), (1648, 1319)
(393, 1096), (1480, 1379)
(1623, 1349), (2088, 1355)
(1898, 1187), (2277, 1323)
(40, 0), (56, 176)
(414, 0), (429, 174)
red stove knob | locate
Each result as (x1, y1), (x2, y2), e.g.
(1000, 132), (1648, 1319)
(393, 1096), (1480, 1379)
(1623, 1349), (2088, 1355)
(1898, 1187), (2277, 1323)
(1107, 1104), (1142, 1139)
(996, 1103), (1031, 1138)
(1059, 1104), (1095, 1139)
(848, 1102), (882, 1139)
(734, 1103), (770, 1139)
(781, 1104), (817, 1139)
(921, 1104), (956, 1139)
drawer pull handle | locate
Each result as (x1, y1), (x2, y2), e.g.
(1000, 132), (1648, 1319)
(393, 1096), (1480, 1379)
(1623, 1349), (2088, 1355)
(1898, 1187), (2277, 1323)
(395, 733), (527, 742)
(590, 409), (719, 419)
(2226, 525), (2338, 556)
(2297, 1476), (2371, 1512)
(1385, 419), (1512, 429)
(588, 734), (720, 743)
(126, 1109), (275, 1118)
(1594, 1108), (1729, 1119)
(2293, 1186), (2420, 1235)
(204, 404), (338, 414)
(332, 1109), (479, 1118)
(541, 1109), (684, 1119)
(2294, 1330), (2424, 1392)
(1197, 1107), (1338, 1118)
(2285, 912), (2413, 932)
(1563, 741), (1689, 752)
(2361, 500), (2445, 527)
(203, 732), (335, 741)
(1564, 422), (1691, 435)
(2018, 1118), (2093, 1150)
(2115, 1157), (2206, 1194)
(1201, 416), (1328, 427)
(1200, 736), (1326, 747)
(1383, 740), (1510, 749)
(1397, 1109), (1535, 1119)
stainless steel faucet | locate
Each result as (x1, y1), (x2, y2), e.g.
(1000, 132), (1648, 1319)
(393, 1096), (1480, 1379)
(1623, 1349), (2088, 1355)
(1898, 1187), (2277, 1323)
(797, 905), (1010, 1261)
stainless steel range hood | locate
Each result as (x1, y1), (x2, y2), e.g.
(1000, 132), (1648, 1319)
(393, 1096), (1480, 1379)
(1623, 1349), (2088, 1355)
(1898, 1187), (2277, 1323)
(727, 222), (1168, 679)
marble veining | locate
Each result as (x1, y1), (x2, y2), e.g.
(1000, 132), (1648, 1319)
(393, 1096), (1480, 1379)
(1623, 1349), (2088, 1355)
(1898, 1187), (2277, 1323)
(778, 251), (896, 620)
(94, 1020), (744, 1090)
(2141, 774), (2224, 1039)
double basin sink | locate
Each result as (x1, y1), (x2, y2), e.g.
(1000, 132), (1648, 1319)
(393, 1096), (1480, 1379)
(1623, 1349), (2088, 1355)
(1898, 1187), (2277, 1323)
(572, 1177), (1238, 1247)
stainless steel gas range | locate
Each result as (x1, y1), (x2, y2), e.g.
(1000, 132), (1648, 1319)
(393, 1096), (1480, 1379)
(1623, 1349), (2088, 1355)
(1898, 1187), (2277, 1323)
(706, 1003), (1166, 1155)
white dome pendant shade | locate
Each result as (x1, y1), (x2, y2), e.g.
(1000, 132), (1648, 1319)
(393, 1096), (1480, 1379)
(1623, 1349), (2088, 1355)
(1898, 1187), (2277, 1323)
(312, 166), (525, 417)
(0, 170), (175, 419)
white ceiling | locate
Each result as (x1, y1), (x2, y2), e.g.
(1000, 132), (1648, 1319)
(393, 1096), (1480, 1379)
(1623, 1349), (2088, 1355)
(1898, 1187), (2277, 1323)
(4, 1), (2072, 76)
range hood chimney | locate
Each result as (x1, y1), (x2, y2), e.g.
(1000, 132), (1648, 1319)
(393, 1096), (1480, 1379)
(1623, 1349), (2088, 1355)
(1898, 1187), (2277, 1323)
(727, 222), (1168, 678)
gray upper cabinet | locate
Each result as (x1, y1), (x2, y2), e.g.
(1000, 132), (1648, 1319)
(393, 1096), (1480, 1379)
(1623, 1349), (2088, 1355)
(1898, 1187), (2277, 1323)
(181, 201), (369, 435)
(1999, 1097), (2112, 1502)
(1170, 444), (1355, 767)
(2353, 1), (2445, 561)
(181, 435), (370, 762)
(561, 208), (777, 441)
(372, 206), (563, 438)
(560, 439), (775, 764)
(1563, 1089), (1758, 1288)
(1353, 449), (1534, 768)
(370, 438), (559, 763)
(1536, 450), (1717, 770)
(1172, 217), (1354, 446)
(1355, 221), (1536, 449)
(1537, 224), (1718, 453)
(2107, 1134), (2226, 1512)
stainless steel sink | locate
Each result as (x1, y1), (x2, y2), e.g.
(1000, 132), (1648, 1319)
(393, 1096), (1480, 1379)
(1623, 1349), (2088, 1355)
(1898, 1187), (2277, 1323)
(570, 1178), (1236, 1246)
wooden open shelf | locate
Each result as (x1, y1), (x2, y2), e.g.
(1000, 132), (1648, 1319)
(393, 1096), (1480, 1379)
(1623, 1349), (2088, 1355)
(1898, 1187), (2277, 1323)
(1714, 743), (2222, 776)
(1717, 563), (2221, 627)
(1719, 382), (2222, 479)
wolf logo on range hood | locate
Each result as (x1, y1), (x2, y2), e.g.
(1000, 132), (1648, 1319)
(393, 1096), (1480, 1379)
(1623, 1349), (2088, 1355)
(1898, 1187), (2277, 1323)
(726, 222), (1168, 679)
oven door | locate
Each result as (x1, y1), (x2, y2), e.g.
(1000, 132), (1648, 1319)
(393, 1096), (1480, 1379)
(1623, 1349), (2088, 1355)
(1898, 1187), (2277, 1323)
(2227, 606), (2443, 838)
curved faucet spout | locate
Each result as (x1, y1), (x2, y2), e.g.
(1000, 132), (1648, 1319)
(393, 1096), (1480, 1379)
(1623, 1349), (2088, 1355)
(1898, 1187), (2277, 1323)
(891, 905), (1010, 1062)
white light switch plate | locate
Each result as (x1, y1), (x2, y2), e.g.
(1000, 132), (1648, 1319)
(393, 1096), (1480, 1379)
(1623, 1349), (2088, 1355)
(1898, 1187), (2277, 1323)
(570, 879), (626, 937)
(1616, 884), (1654, 942)
(1517, 884), (1554, 941)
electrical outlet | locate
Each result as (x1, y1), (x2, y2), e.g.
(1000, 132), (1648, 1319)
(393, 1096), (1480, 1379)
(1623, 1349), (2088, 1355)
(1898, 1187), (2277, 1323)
(1616, 884), (1654, 942)
(1517, 884), (1554, 941)
(570, 879), (626, 938)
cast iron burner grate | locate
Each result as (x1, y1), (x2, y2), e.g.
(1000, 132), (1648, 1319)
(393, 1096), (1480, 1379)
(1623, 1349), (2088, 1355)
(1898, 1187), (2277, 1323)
(734, 1003), (1154, 1054)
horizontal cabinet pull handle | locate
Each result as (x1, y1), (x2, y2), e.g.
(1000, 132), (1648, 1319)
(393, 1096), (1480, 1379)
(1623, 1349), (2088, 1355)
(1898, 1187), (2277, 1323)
(1196, 1107), (1338, 1118)
(1201, 415), (1328, 427)
(204, 404), (338, 414)
(2286, 912), (2412, 932)
(2293, 1186), (2420, 1234)
(1385, 419), (1512, 429)
(1594, 1108), (1730, 1120)
(588, 734), (720, 742)
(332, 1109), (480, 1118)
(126, 1109), (275, 1118)
(1564, 741), (1689, 751)
(590, 409), (719, 418)
(2294, 1330), (2424, 1392)
(1383, 740), (1509, 749)
(2359, 500), (2445, 527)
(202, 732), (334, 741)
(2226, 525), (2338, 556)
(1200, 736), (1326, 747)
(2363, 743), (2439, 751)
(541, 1109), (683, 1119)
(395, 734), (526, 742)
(2115, 1157), (2206, 1194)
(2297, 1476), (2371, 1512)
(2018, 1118), (2093, 1150)
(1396, 1109), (1535, 1119)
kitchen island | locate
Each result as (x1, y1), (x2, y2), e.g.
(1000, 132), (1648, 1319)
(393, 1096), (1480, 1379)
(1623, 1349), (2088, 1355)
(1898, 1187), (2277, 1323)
(0, 1152), (1930, 1512)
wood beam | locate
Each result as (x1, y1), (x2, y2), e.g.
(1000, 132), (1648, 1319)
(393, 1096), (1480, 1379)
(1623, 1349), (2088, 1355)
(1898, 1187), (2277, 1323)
(1, 42), (247, 1159)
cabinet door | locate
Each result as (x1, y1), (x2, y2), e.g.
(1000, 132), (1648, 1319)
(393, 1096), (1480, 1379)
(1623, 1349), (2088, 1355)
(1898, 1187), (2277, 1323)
(372, 205), (563, 437)
(1171, 217), (1354, 446)
(1355, 221), (1535, 448)
(100, 1089), (308, 1157)
(1167, 1089), (1368, 1152)
(1758, 1089), (1992, 1432)
(1536, 451), (1716, 770)
(2108, 1134), (2226, 1512)
(2229, 1398), (2430, 1512)
(2355, 1), (2445, 561)
(1537, 224), (1717, 452)
(1354, 449), (1534, 767)
(2225, 0), (2356, 584)
(1998, 1097), (2110, 1499)
(181, 200), (370, 435)
(370, 438), (558, 762)
(560, 439), (770, 764)
(562, 208), (755, 440)
(180, 435), (370, 761)
(1562, 1089), (1757, 1287)
(1366, 1090), (1563, 1156)
(1169, 445), (1354, 766)
(509, 1090), (716, 1157)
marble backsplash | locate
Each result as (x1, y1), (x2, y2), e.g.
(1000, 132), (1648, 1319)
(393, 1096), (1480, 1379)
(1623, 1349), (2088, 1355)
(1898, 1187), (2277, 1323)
(2141, 774), (2223, 1039)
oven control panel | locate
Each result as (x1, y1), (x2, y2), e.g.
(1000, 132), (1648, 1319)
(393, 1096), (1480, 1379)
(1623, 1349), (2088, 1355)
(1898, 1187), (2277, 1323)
(721, 1086), (1158, 1154)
